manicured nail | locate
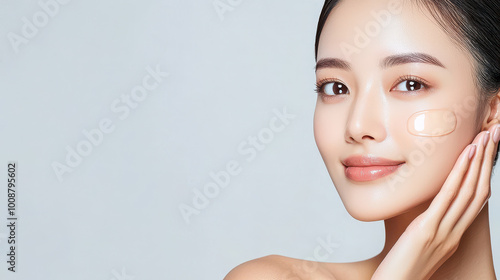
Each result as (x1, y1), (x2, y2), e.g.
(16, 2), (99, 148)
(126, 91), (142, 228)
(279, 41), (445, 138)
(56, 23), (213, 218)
(493, 125), (500, 144)
(469, 144), (477, 159)
(483, 131), (490, 147)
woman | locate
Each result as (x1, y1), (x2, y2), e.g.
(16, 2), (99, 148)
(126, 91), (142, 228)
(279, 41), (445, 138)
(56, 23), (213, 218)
(225, 0), (500, 279)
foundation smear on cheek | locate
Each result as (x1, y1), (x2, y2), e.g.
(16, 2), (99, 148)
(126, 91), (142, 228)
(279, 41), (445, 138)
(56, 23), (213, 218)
(407, 109), (457, 137)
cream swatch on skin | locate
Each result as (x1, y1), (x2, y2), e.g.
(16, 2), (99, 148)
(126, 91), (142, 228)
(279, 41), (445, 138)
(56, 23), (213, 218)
(407, 109), (457, 137)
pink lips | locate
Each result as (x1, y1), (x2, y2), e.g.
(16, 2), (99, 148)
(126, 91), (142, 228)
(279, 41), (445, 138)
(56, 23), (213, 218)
(342, 155), (405, 182)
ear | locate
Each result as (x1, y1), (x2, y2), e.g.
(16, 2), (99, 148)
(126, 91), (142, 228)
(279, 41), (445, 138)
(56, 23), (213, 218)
(481, 91), (500, 130)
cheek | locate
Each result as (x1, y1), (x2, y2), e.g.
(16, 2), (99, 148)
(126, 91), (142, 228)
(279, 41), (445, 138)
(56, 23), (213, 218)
(407, 110), (457, 137)
(390, 108), (476, 202)
(313, 103), (346, 159)
(401, 110), (459, 176)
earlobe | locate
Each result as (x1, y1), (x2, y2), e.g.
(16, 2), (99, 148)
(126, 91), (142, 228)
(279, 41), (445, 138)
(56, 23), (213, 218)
(481, 92), (500, 130)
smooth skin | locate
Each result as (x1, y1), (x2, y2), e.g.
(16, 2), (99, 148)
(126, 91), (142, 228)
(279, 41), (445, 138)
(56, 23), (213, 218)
(224, 128), (498, 279)
(224, 0), (500, 278)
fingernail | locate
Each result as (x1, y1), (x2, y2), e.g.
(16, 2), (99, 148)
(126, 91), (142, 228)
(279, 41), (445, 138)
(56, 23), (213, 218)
(469, 144), (477, 159)
(483, 131), (490, 147)
(494, 125), (500, 144)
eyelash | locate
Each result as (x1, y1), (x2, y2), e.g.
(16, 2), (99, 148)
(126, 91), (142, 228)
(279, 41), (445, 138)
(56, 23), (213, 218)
(393, 75), (430, 92)
(315, 75), (431, 99)
(315, 78), (342, 95)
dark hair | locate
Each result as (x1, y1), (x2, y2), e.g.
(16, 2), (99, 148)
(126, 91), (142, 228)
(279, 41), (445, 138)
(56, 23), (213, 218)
(315, 0), (500, 167)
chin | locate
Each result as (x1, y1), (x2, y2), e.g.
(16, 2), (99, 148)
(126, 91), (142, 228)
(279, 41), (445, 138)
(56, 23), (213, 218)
(342, 200), (402, 222)
(342, 188), (438, 223)
(332, 174), (438, 222)
(343, 201), (417, 222)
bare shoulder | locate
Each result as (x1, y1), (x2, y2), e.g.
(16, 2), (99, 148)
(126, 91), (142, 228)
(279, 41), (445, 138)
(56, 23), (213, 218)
(223, 254), (338, 280)
(224, 254), (381, 280)
(223, 255), (291, 280)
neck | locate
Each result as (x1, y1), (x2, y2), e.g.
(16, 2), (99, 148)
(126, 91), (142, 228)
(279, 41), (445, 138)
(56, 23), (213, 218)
(377, 200), (496, 279)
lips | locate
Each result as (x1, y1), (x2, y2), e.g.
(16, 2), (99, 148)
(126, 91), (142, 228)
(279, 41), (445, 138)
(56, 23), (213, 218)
(342, 155), (405, 182)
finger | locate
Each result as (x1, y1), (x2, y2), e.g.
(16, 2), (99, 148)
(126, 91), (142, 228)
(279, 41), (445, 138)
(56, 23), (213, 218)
(454, 124), (500, 233)
(439, 130), (490, 233)
(474, 124), (500, 201)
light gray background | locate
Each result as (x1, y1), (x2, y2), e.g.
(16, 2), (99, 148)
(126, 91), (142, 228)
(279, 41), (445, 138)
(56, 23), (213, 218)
(0, 1), (498, 279)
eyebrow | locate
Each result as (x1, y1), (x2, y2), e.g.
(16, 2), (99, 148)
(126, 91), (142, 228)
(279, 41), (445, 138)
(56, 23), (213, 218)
(315, 52), (446, 72)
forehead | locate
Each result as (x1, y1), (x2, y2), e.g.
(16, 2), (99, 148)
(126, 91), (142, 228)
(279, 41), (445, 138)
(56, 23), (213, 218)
(316, 0), (473, 71)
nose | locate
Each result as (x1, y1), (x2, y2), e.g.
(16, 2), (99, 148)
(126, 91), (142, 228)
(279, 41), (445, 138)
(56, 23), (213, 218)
(345, 87), (387, 144)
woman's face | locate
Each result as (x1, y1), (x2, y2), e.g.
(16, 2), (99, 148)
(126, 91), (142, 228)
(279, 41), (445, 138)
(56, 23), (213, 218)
(314, 0), (484, 221)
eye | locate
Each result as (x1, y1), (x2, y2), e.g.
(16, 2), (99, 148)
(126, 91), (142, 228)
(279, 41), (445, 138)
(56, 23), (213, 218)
(392, 76), (429, 92)
(316, 80), (349, 96)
